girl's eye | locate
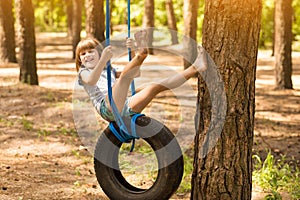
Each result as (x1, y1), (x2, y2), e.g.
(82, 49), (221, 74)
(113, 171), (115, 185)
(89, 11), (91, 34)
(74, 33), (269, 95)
(80, 52), (86, 56)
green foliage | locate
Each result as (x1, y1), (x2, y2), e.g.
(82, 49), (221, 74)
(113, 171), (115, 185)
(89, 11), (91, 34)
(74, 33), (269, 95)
(111, 0), (129, 25)
(33, 0), (68, 32)
(25, 0), (300, 47)
(292, 0), (300, 40)
(264, 191), (282, 200)
(259, 0), (300, 49)
(112, 0), (179, 28)
(259, 0), (274, 48)
(197, 0), (205, 41)
(252, 152), (300, 200)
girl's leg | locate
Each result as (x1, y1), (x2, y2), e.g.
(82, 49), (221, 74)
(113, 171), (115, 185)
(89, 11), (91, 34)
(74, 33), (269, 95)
(129, 66), (198, 112)
(129, 45), (208, 113)
(108, 30), (148, 112)
(110, 53), (147, 112)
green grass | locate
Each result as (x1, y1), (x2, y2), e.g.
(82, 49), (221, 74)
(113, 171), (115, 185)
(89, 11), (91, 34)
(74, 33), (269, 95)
(21, 116), (33, 131)
(177, 152), (193, 194)
(58, 127), (77, 136)
(37, 129), (51, 138)
(118, 141), (194, 194)
(0, 115), (14, 127)
(252, 152), (300, 200)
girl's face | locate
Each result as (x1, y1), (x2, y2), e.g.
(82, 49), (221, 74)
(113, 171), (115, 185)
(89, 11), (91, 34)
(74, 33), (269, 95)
(79, 49), (100, 69)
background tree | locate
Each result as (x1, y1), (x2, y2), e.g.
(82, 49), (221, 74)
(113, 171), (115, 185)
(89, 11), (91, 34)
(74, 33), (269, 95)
(108, 0), (114, 35)
(15, 0), (38, 85)
(165, 0), (178, 45)
(192, 0), (262, 199)
(71, 0), (82, 59)
(182, 0), (199, 69)
(274, 0), (293, 89)
(142, 0), (154, 54)
(85, 0), (105, 43)
(66, 0), (73, 37)
(0, 0), (17, 63)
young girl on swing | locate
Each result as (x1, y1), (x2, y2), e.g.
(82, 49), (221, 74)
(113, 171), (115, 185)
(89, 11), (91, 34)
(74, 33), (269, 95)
(76, 30), (208, 122)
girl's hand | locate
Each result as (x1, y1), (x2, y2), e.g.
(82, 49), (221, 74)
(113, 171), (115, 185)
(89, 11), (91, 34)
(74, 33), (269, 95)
(101, 46), (113, 62)
(126, 38), (135, 49)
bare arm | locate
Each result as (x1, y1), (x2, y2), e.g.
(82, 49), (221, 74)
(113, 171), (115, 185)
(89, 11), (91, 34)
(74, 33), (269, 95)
(80, 46), (113, 85)
(126, 38), (136, 59)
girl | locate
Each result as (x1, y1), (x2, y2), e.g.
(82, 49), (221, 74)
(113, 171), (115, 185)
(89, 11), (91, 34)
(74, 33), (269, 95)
(76, 30), (208, 122)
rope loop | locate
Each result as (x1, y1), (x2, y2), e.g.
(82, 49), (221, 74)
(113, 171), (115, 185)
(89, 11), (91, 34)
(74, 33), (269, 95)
(109, 113), (145, 152)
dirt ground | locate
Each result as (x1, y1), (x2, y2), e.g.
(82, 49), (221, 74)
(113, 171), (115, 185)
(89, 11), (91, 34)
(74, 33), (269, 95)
(0, 32), (299, 200)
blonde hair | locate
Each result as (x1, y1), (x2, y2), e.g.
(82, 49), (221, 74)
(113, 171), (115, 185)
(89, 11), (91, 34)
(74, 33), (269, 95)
(75, 38), (104, 71)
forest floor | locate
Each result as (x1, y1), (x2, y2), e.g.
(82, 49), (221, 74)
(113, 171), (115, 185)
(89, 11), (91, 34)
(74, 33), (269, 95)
(0, 32), (299, 200)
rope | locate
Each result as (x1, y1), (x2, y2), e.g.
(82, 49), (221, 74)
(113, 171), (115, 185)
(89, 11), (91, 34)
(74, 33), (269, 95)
(109, 113), (144, 152)
(127, 0), (136, 95)
(105, 0), (140, 152)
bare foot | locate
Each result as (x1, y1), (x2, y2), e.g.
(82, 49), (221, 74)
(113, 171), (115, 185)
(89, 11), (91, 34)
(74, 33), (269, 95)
(134, 29), (148, 55)
(192, 45), (208, 72)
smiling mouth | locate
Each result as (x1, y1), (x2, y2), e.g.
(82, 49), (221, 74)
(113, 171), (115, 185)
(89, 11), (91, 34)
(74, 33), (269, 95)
(85, 58), (94, 63)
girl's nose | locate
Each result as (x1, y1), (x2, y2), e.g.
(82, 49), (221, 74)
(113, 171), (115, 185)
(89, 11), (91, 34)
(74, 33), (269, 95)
(84, 54), (91, 60)
(81, 53), (91, 61)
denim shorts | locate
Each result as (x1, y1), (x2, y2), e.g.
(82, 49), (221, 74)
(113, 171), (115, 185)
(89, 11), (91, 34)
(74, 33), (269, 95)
(99, 98), (137, 122)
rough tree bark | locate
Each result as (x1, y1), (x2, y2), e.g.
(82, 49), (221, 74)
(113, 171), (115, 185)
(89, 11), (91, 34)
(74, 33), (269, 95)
(192, 0), (262, 199)
(71, 0), (82, 59)
(85, 0), (105, 43)
(15, 0), (38, 85)
(183, 0), (199, 69)
(142, 0), (154, 54)
(165, 0), (178, 45)
(274, 0), (293, 89)
(0, 0), (17, 63)
(66, 0), (73, 37)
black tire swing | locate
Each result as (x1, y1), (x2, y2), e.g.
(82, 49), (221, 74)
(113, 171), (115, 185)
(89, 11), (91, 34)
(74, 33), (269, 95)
(93, 1), (184, 200)
(94, 117), (184, 200)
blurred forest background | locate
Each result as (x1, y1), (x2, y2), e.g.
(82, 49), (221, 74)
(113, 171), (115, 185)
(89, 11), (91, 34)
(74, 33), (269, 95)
(1, 0), (300, 80)
(29, 0), (300, 47)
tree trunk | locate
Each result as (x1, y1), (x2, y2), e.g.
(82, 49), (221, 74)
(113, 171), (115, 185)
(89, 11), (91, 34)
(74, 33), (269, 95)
(271, 2), (275, 57)
(183, 0), (199, 69)
(142, 0), (154, 55)
(72, 0), (82, 59)
(15, 0), (38, 85)
(191, 0), (262, 199)
(110, 0), (114, 35)
(85, 0), (105, 43)
(274, 0), (293, 89)
(165, 0), (178, 45)
(66, 0), (73, 37)
(0, 0), (17, 63)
